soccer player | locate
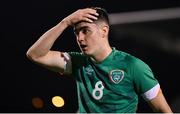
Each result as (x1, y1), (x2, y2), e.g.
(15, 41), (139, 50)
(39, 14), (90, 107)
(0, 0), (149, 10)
(26, 7), (172, 113)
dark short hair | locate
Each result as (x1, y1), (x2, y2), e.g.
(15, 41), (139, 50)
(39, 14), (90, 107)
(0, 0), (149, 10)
(74, 7), (109, 27)
(91, 7), (109, 26)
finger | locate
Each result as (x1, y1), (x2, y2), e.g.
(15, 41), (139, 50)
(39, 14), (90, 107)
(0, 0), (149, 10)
(84, 8), (99, 16)
(85, 14), (98, 20)
(83, 18), (93, 23)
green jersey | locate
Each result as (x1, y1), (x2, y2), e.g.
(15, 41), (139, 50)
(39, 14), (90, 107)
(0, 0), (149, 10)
(68, 48), (159, 113)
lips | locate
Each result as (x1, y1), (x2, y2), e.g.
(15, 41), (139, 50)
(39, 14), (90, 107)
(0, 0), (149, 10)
(80, 44), (87, 48)
(80, 44), (87, 50)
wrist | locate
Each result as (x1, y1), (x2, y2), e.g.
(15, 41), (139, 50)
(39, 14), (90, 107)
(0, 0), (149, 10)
(61, 18), (71, 27)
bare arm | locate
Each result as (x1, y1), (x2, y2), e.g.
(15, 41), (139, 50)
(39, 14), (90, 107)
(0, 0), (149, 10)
(26, 20), (69, 73)
(26, 8), (98, 74)
(147, 89), (172, 113)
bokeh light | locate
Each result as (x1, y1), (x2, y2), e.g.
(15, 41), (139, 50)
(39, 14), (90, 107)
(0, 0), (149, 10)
(52, 96), (65, 108)
(32, 97), (44, 109)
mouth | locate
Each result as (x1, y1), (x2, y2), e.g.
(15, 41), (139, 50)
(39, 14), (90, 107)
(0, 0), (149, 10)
(80, 44), (87, 50)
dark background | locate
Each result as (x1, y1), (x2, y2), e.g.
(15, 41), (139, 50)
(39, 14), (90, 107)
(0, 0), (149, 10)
(1, 0), (180, 112)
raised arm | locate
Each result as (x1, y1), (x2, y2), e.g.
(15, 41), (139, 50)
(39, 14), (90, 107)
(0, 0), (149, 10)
(147, 89), (172, 113)
(26, 8), (98, 74)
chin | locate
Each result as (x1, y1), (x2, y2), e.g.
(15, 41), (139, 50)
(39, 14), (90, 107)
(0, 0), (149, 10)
(82, 51), (89, 55)
(81, 51), (92, 56)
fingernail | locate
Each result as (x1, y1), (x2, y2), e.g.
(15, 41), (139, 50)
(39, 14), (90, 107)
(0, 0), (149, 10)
(90, 20), (93, 23)
(95, 13), (99, 16)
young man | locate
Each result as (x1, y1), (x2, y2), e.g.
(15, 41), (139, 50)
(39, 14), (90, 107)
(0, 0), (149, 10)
(26, 7), (172, 113)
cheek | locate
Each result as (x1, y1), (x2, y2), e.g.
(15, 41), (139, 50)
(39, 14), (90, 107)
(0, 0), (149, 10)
(95, 29), (103, 38)
(89, 38), (100, 48)
(87, 31), (101, 44)
(91, 31), (101, 39)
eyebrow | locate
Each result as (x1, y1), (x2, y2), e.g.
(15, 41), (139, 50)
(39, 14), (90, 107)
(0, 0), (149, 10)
(74, 26), (89, 34)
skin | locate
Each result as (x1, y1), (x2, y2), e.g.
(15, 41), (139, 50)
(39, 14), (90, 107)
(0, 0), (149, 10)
(26, 8), (172, 113)
(74, 21), (111, 62)
(147, 89), (172, 113)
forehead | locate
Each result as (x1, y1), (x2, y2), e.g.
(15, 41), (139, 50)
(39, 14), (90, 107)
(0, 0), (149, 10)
(74, 22), (97, 31)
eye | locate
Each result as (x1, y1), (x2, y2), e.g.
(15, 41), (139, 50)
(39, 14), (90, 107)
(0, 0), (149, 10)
(82, 28), (90, 34)
(74, 28), (79, 35)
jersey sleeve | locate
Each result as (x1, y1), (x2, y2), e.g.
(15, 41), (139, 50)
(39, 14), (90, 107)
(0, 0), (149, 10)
(130, 57), (160, 101)
(61, 52), (72, 75)
(67, 52), (86, 75)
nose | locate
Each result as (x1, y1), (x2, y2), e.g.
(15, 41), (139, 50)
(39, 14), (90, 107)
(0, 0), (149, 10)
(77, 32), (85, 43)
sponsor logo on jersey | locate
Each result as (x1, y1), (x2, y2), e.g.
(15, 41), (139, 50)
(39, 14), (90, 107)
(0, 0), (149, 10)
(85, 65), (94, 76)
(109, 70), (124, 84)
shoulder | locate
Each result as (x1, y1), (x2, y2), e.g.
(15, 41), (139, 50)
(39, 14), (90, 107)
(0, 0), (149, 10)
(121, 51), (149, 69)
(67, 52), (86, 60)
(114, 49), (146, 66)
(114, 49), (151, 72)
(67, 52), (87, 65)
(113, 49), (131, 61)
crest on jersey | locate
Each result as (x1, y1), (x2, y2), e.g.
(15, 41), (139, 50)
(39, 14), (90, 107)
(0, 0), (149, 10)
(109, 70), (124, 84)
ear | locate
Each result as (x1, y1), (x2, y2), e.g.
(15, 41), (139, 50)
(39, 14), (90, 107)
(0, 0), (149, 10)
(101, 25), (109, 38)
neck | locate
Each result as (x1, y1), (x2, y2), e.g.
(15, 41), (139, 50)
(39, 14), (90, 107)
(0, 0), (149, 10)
(91, 45), (112, 63)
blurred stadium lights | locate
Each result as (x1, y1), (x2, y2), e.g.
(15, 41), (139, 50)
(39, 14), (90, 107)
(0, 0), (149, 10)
(109, 7), (180, 25)
(109, 7), (180, 56)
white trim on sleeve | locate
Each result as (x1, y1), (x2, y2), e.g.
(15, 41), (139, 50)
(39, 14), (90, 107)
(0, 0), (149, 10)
(141, 83), (160, 101)
(62, 52), (72, 74)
